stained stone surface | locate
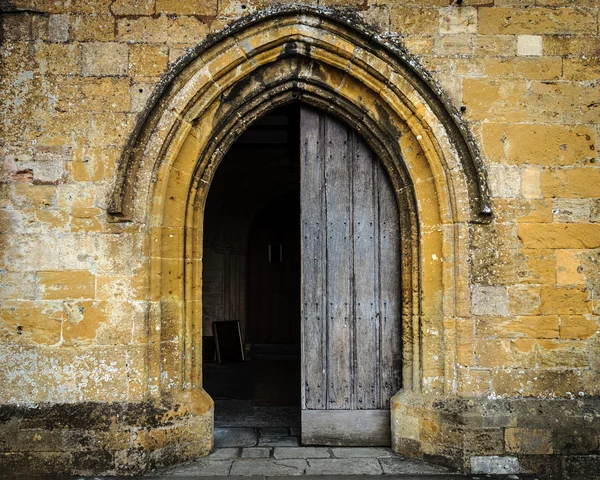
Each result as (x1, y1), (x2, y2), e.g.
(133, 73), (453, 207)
(331, 447), (395, 458)
(214, 428), (258, 448)
(149, 446), (538, 478)
(207, 448), (241, 460)
(158, 459), (234, 476)
(273, 447), (331, 459)
(229, 459), (308, 476)
(305, 458), (383, 475)
(379, 457), (451, 475)
(257, 436), (300, 447)
(241, 447), (272, 459)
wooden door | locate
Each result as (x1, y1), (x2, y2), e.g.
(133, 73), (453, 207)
(300, 106), (401, 446)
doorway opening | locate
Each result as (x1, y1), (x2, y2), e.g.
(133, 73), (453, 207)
(202, 104), (302, 433)
(202, 102), (403, 446)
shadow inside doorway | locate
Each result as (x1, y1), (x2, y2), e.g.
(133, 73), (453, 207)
(204, 345), (301, 429)
(202, 104), (302, 438)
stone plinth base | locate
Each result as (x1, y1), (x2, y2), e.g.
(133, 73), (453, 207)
(391, 391), (600, 479)
(0, 390), (213, 477)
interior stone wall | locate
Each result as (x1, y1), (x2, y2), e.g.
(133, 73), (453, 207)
(1, 1), (599, 478)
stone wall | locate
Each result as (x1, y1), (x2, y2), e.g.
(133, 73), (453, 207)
(1, 0), (599, 477)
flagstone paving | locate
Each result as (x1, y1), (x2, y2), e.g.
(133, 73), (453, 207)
(73, 428), (539, 479)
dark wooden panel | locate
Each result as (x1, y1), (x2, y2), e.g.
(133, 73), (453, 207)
(324, 114), (353, 410)
(300, 107), (326, 410)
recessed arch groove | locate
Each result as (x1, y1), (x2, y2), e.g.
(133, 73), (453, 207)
(109, 6), (491, 223)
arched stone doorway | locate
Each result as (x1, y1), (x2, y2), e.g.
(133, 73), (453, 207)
(109, 6), (490, 469)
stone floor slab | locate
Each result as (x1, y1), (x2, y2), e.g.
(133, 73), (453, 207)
(379, 457), (451, 475)
(206, 448), (240, 460)
(273, 447), (331, 459)
(214, 427), (258, 448)
(257, 435), (299, 447)
(229, 458), (308, 476)
(331, 447), (395, 458)
(241, 447), (272, 459)
(305, 458), (382, 475)
(159, 459), (233, 476)
(260, 427), (290, 437)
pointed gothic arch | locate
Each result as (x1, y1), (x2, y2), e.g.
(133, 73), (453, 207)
(108, 6), (491, 465)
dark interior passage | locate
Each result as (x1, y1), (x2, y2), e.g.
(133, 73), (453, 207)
(248, 194), (301, 347)
(202, 104), (301, 428)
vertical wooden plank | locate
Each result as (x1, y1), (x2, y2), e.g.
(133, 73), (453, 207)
(352, 134), (380, 410)
(377, 161), (402, 408)
(300, 106), (327, 410)
(324, 114), (353, 410)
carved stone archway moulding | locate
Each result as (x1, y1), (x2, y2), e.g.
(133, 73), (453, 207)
(109, 6), (491, 469)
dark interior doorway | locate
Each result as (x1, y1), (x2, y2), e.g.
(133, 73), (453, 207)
(202, 104), (301, 429)
(248, 193), (301, 347)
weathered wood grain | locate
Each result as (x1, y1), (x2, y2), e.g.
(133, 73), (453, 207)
(300, 105), (401, 441)
(300, 107), (326, 410)
(324, 114), (353, 410)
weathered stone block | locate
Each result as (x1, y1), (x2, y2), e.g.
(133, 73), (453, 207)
(471, 455), (520, 474)
(47, 14), (70, 42)
(516, 35), (542, 56)
(472, 286), (509, 316)
(156, 0), (217, 15)
(38, 270), (95, 300)
(492, 368), (584, 397)
(541, 286), (592, 315)
(110, 0), (155, 15)
(1, 13), (33, 41)
(462, 79), (528, 122)
(35, 43), (81, 75)
(477, 315), (559, 339)
(556, 249), (587, 285)
(488, 164), (521, 198)
(456, 368), (491, 396)
(518, 224), (600, 249)
(564, 455), (600, 480)
(82, 43), (128, 76)
(473, 34), (516, 56)
(560, 315), (598, 340)
(0, 301), (64, 345)
(129, 44), (169, 79)
(240, 447), (271, 458)
(526, 82), (584, 124)
(81, 78), (131, 112)
(479, 7), (596, 35)
(508, 285), (541, 315)
(553, 428), (599, 454)
(564, 57), (600, 82)
(116, 15), (169, 43)
(439, 7), (477, 34)
(485, 57), (561, 80)
(482, 124), (596, 166)
(71, 15), (115, 41)
(506, 427), (553, 454)
(521, 168), (542, 199)
(390, 7), (439, 35)
(476, 338), (536, 368)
